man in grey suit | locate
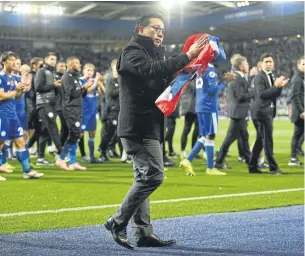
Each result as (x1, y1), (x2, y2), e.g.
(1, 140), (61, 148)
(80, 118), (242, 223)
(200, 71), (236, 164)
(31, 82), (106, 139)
(104, 13), (207, 250)
(215, 56), (254, 168)
(289, 56), (304, 166)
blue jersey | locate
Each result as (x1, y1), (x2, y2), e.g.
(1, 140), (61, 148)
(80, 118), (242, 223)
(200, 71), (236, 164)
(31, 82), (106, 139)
(195, 64), (226, 113)
(13, 74), (26, 117)
(0, 71), (18, 118)
(80, 77), (97, 116)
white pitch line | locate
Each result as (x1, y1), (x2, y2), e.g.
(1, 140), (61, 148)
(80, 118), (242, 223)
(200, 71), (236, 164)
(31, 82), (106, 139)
(0, 188), (303, 218)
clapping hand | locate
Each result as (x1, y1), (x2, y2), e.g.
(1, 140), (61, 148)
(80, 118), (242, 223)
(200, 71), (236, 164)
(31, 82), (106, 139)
(274, 76), (289, 88)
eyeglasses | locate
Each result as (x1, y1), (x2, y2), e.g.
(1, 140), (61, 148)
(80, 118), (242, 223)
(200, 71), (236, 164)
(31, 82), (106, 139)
(150, 25), (166, 36)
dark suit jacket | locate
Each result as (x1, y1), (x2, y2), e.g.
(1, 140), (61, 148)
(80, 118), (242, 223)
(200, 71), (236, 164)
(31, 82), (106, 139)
(290, 70), (304, 123)
(227, 73), (255, 119)
(116, 34), (190, 140)
(251, 70), (282, 120)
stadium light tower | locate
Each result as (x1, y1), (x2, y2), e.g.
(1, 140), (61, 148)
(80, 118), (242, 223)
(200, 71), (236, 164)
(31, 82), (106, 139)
(160, 0), (187, 9)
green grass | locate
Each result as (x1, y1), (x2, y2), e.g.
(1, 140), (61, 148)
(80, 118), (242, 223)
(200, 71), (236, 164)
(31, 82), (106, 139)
(0, 119), (303, 234)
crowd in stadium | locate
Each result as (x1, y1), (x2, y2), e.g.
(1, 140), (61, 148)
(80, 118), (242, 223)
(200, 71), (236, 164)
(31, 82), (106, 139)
(0, 31), (304, 182)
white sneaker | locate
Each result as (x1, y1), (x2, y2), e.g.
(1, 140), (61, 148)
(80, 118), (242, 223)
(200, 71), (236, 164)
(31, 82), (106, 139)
(120, 151), (128, 163)
(48, 145), (57, 154)
(23, 171), (44, 179)
(0, 175), (6, 181)
(29, 147), (37, 155)
(81, 156), (90, 162)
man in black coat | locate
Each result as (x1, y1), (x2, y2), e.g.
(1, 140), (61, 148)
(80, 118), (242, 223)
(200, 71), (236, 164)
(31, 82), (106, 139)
(248, 53), (289, 174)
(104, 13), (207, 250)
(100, 59), (122, 161)
(289, 56), (304, 166)
(215, 56), (254, 168)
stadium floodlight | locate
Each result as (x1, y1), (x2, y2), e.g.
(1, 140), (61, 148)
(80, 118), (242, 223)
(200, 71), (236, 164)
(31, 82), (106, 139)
(40, 6), (65, 16)
(170, 44), (176, 49)
(177, 0), (187, 5)
(160, 0), (186, 9)
(4, 5), (12, 12)
(297, 34), (301, 38)
(210, 26), (215, 31)
(268, 37), (273, 41)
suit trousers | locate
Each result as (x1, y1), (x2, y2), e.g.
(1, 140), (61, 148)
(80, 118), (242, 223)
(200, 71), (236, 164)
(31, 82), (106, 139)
(165, 116), (176, 153)
(112, 137), (164, 239)
(249, 115), (278, 171)
(291, 118), (305, 158)
(216, 118), (251, 164)
(181, 112), (199, 151)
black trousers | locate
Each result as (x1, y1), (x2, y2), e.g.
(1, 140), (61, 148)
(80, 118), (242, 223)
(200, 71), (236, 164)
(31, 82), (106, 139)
(181, 112), (199, 151)
(216, 118), (251, 164)
(298, 134), (304, 150)
(165, 116), (176, 153)
(249, 115), (278, 171)
(57, 110), (69, 147)
(100, 118), (119, 155)
(28, 110), (42, 149)
(291, 118), (305, 158)
(38, 104), (62, 154)
(64, 115), (82, 145)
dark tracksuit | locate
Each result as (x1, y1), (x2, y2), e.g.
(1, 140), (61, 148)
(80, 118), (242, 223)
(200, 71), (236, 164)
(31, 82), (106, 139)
(62, 69), (87, 145)
(34, 64), (62, 155)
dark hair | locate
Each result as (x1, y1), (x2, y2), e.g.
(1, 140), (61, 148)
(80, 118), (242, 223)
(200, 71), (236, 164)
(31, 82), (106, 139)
(134, 13), (165, 33)
(260, 53), (274, 62)
(0, 51), (18, 65)
(30, 57), (43, 68)
(45, 52), (57, 59)
(297, 56), (304, 64)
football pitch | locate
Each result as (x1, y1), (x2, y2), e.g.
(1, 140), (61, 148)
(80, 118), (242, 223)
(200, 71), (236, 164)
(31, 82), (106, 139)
(0, 118), (304, 235)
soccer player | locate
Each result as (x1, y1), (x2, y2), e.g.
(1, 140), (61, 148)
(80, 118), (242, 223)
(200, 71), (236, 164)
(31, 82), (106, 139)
(180, 65), (235, 176)
(0, 51), (44, 180)
(56, 57), (94, 171)
(78, 63), (103, 163)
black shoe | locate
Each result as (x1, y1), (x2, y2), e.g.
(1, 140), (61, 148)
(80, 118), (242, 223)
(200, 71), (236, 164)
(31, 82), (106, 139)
(168, 152), (178, 158)
(214, 162), (227, 170)
(164, 156), (175, 167)
(288, 158), (302, 166)
(249, 168), (264, 174)
(136, 234), (176, 247)
(90, 157), (104, 164)
(104, 217), (134, 250)
(269, 169), (288, 175)
(100, 154), (110, 162)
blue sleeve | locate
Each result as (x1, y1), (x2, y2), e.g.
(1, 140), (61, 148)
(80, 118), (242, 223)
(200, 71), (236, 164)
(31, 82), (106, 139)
(203, 67), (219, 93)
(218, 81), (227, 91)
(0, 76), (4, 89)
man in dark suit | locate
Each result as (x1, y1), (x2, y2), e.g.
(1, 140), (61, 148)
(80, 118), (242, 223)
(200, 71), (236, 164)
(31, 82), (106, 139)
(215, 56), (254, 168)
(289, 56), (304, 166)
(248, 53), (289, 174)
(103, 13), (207, 250)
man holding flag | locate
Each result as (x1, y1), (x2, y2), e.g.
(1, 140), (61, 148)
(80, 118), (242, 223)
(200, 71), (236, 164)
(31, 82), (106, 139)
(104, 13), (207, 250)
